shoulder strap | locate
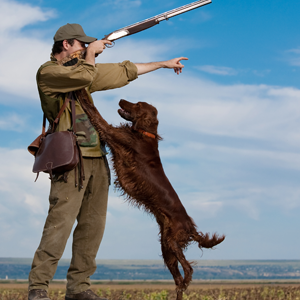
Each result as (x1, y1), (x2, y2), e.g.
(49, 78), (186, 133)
(70, 92), (76, 133)
(51, 92), (72, 132)
(41, 92), (76, 134)
(55, 96), (71, 122)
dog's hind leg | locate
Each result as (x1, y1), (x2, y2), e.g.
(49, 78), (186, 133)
(160, 222), (185, 300)
(161, 242), (185, 300)
(162, 239), (193, 300)
(170, 240), (194, 289)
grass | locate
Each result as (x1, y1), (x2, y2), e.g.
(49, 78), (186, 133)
(1, 284), (300, 300)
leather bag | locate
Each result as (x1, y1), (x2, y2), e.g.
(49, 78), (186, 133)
(29, 92), (84, 187)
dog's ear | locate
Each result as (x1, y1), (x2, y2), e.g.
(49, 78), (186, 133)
(133, 110), (158, 131)
(133, 113), (147, 131)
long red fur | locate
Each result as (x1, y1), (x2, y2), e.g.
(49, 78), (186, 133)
(76, 90), (225, 300)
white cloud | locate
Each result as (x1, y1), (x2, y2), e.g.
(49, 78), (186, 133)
(0, 0), (54, 101)
(24, 193), (45, 214)
(183, 181), (300, 222)
(0, 0), (55, 33)
(285, 47), (300, 66)
(189, 198), (223, 218)
(0, 147), (50, 255)
(1, 131), (300, 258)
(186, 141), (300, 171)
(0, 113), (26, 131)
(91, 72), (300, 150)
(100, 38), (175, 63)
(196, 65), (271, 77)
(88, 74), (300, 224)
(0, 148), (49, 207)
(196, 65), (238, 76)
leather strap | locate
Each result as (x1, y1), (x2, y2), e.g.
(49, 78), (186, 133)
(42, 114), (46, 136)
(71, 92), (76, 133)
(51, 92), (73, 133)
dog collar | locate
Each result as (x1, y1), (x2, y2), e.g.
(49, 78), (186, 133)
(138, 129), (156, 139)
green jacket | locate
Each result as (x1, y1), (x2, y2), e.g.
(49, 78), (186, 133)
(36, 59), (138, 157)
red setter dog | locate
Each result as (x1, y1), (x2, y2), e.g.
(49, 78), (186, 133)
(77, 91), (225, 300)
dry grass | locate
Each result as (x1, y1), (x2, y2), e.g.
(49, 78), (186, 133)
(1, 282), (300, 300)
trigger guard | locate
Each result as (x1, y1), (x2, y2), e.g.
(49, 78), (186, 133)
(106, 41), (115, 48)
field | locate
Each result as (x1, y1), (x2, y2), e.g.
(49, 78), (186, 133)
(1, 281), (300, 300)
(1, 260), (300, 299)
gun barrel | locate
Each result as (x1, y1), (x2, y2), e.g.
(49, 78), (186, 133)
(104, 0), (212, 41)
(156, 0), (212, 21)
(125, 0), (211, 30)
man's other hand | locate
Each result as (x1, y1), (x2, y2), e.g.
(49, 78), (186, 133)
(163, 57), (189, 75)
(135, 57), (189, 75)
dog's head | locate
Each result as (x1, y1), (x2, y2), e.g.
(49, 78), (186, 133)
(118, 99), (158, 134)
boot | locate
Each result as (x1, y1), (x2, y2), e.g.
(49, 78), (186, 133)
(28, 289), (51, 300)
(65, 289), (107, 300)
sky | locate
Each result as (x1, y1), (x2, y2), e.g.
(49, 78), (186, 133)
(0, 0), (300, 261)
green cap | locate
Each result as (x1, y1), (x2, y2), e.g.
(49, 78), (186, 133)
(54, 23), (97, 43)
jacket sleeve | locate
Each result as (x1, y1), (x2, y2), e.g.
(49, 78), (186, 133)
(38, 60), (97, 95)
(89, 60), (138, 93)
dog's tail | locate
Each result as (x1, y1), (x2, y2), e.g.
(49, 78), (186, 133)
(194, 232), (225, 249)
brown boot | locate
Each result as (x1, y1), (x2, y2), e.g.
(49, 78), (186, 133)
(65, 289), (107, 300)
(28, 289), (51, 300)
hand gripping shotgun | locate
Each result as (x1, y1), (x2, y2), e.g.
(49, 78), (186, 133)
(102, 0), (212, 46)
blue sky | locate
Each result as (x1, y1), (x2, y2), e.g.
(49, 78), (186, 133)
(0, 0), (300, 261)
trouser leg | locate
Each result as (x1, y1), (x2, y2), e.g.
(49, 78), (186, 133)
(66, 157), (109, 294)
(28, 158), (93, 291)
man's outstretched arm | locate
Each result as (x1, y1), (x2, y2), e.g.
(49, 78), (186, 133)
(135, 57), (188, 75)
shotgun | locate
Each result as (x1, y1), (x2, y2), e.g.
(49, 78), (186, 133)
(102, 0), (212, 46)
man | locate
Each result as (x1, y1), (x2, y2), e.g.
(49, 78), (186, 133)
(28, 23), (188, 300)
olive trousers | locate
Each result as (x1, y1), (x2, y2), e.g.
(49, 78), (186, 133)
(28, 157), (109, 294)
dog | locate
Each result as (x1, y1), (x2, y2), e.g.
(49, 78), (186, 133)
(76, 90), (225, 300)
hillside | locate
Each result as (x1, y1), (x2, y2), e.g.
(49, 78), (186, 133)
(1, 259), (300, 280)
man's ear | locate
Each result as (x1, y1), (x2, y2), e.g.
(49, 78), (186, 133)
(62, 40), (70, 51)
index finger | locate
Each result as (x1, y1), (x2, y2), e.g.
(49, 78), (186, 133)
(178, 57), (189, 61)
(101, 39), (113, 45)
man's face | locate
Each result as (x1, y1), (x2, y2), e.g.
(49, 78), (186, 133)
(66, 39), (86, 55)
